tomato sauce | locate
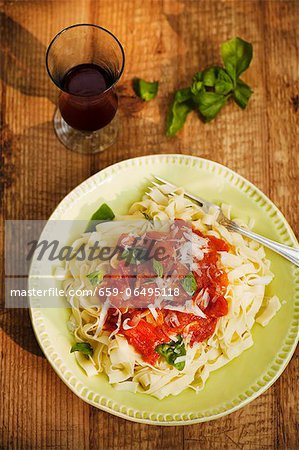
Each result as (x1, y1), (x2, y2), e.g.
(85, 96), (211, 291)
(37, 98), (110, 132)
(103, 227), (229, 364)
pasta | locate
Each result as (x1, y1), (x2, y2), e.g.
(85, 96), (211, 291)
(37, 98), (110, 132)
(63, 185), (281, 399)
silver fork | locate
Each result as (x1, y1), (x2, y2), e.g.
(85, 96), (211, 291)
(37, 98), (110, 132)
(152, 175), (299, 267)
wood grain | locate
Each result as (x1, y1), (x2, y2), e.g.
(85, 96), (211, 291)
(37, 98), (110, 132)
(0, 0), (298, 448)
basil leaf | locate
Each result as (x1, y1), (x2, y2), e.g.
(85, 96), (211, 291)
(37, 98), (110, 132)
(181, 272), (197, 296)
(120, 248), (135, 263)
(220, 37), (253, 84)
(142, 278), (156, 284)
(155, 335), (186, 370)
(142, 212), (152, 221)
(233, 79), (253, 109)
(120, 248), (137, 264)
(133, 78), (159, 101)
(121, 247), (147, 264)
(215, 68), (234, 95)
(191, 74), (203, 95)
(193, 71), (203, 82)
(133, 247), (148, 262)
(86, 270), (103, 286)
(166, 87), (194, 136)
(175, 87), (193, 103)
(70, 342), (93, 356)
(202, 67), (219, 87)
(90, 203), (115, 221)
(153, 259), (163, 277)
(86, 203), (115, 232)
(195, 90), (228, 122)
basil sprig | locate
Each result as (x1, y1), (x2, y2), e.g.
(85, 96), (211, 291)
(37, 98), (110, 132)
(166, 37), (253, 135)
(155, 335), (186, 371)
(86, 270), (103, 286)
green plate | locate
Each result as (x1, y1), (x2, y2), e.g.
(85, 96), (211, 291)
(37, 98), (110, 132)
(29, 154), (299, 425)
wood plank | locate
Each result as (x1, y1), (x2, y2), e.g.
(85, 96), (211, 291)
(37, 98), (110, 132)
(0, 0), (298, 449)
(263, 1), (299, 449)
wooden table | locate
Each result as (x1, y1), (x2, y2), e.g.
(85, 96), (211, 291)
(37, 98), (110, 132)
(1, 1), (298, 448)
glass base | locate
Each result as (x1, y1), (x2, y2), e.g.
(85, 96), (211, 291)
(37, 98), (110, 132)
(53, 109), (119, 154)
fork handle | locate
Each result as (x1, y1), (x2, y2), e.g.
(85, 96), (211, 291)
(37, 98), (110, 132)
(229, 222), (299, 267)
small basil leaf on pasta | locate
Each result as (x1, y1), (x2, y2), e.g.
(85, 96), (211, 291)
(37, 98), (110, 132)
(133, 247), (148, 262)
(142, 278), (156, 284)
(120, 248), (138, 264)
(181, 272), (197, 296)
(121, 247), (148, 264)
(70, 342), (93, 356)
(142, 212), (152, 221)
(86, 270), (103, 286)
(153, 259), (163, 277)
(155, 335), (186, 370)
(86, 203), (115, 232)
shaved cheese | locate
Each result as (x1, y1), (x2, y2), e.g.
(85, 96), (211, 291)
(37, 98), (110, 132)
(195, 288), (210, 309)
(191, 261), (202, 274)
(187, 301), (207, 318)
(192, 233), (208, 249)
(165, 312), (180, 327)
(192, 246), (204, 261)
(122, 318), (133, 330)
(164, 300), (206, 318)
(180, 241), (192, 265)
(148, 305), (158, 320)
(94, 300), (110, 337)
(174, 355), (186, 364)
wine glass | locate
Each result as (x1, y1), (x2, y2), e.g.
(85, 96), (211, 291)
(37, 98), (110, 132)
(46, 24), (125, 154)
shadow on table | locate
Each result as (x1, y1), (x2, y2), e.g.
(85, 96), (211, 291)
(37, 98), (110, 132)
(0, 12), (145, 115)
(0, 14), (147, 357)
(0, 11), (56, 103)
(0, 308), (44, 357)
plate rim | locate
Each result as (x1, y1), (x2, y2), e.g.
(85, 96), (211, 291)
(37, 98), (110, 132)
(29, 154), (299, 425)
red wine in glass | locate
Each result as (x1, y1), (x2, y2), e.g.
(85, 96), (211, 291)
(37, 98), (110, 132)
(46, 24), (124, 153)
(58, 63), (118, 132)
